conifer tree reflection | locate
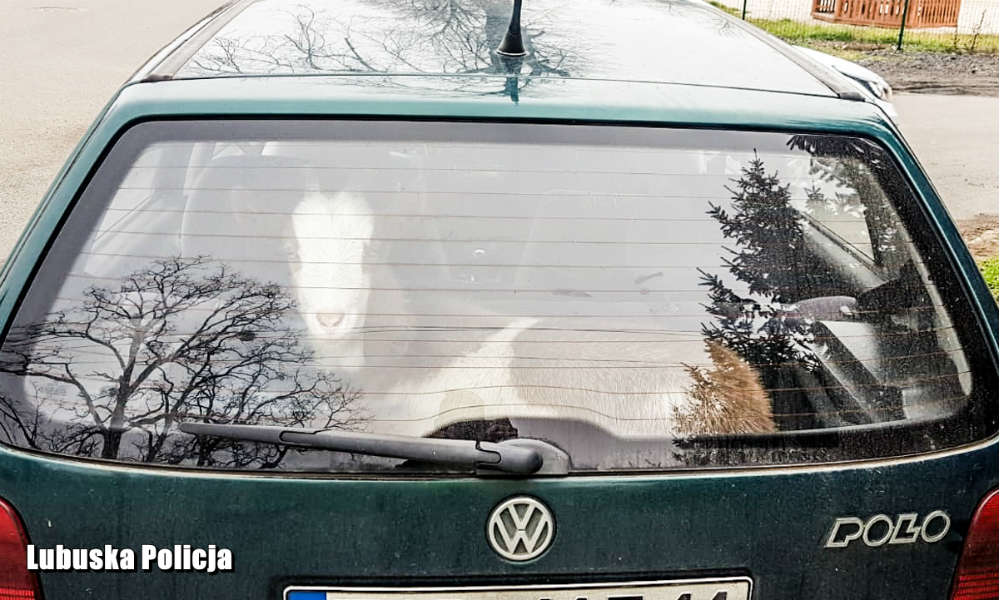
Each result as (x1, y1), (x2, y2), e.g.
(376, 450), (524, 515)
(680, 154), (820, 434)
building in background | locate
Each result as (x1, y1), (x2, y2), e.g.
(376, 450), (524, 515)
(713, 0), (997, 33)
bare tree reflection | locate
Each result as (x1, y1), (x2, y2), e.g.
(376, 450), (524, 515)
(184, 0), (575, 98)
(0, 257), (362, 468)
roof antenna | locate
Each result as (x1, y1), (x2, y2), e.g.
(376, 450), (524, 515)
(496, 0), (527, 57)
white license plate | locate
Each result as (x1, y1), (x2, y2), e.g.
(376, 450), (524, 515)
(285, 578), (752, 600)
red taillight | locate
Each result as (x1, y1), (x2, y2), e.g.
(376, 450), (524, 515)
(951, 490), (999, 600)
(0, 497), (38, 600)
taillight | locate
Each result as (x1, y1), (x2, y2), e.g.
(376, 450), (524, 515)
(0, 497), (39, 600)
(951, 490), (999, 600)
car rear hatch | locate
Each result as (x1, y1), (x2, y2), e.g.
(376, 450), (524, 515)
(0, 118), (995, 600)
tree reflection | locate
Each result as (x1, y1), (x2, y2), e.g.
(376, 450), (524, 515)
(790, 135), (907, 294)
(184, 0), (574, 98)
(0, 257), (362, 468)
(701, 156), (817, 358)
(677, 154), (817, 435)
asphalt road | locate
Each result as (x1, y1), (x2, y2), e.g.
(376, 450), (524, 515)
(1, 1), (997, 260)
(893, 93), (999, 224)
(0, 0), (219, 259)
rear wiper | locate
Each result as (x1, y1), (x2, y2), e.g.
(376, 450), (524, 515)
(179, 422), (568, 475)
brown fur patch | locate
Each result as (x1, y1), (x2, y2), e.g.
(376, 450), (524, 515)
(675, 341), (776, 435)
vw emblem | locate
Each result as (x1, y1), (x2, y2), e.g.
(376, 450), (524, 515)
(486, 496), (554, 561)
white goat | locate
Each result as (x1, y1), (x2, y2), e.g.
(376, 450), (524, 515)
(290, 191), (775, 467)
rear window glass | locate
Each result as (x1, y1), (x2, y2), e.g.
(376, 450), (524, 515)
(0, 121), (993, 473)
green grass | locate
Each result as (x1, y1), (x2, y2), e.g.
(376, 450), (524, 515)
(710, 1), (742, 16)
(980, 257), (999, 298)
(755, 19), (998, 53)
(706, 2), (999, 54)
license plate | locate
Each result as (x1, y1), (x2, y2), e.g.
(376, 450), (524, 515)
(285, 578), (752, 600)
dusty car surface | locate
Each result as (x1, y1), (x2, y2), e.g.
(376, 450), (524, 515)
(0, 0), (995, 599)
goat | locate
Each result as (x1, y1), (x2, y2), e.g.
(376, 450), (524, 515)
(289, 191), (777, 467)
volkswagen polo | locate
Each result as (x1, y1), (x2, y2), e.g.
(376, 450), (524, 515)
(0, 0), (996, 598)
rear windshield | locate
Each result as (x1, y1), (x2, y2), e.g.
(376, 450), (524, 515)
(0, 121), (993, 473)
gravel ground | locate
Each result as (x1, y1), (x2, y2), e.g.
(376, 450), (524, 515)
(859, 50), (999, 95)
(806, 42), (999, 96)
(957, 214), (999, 262)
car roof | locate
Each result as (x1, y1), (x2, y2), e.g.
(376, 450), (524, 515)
(134, 0), (864, 100)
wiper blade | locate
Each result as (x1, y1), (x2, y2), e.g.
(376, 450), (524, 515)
(179, 422), (567, 474)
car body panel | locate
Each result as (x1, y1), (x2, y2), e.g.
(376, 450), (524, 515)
(2, 437), (997, 598)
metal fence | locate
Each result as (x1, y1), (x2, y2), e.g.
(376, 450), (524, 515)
(713, 0), (998, 51)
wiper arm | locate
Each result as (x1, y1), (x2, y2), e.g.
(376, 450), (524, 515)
(179, 422), (567, 474)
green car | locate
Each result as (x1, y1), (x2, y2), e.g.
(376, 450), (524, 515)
(0, 0), (996, 598)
